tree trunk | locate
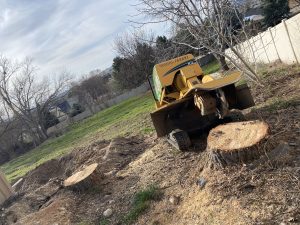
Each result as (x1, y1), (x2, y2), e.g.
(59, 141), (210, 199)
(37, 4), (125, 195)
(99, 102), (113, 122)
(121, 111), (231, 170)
(206, 120), (269, 168)
(63, 163), (103, 192)
(32, 123), (47, 144)
(217, 55), (230, 71)
(86, 103), (95, 115)
(36, 107), (49, 141)
(39, 125), (49, 141)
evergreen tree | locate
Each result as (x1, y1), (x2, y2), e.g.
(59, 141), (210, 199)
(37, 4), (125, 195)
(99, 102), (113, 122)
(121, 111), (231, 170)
(112, 42), (155, 90)
(43, 112), (59, 129)
(263, 0), (290, 27)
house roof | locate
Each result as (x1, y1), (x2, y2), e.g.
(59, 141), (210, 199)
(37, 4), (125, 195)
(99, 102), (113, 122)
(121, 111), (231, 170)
(245, 7), (263, 17)
(244, 14), (265, 21)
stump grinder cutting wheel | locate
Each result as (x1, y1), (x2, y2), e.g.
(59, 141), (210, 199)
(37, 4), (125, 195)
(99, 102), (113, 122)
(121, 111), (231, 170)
(148, 54), (255, 151)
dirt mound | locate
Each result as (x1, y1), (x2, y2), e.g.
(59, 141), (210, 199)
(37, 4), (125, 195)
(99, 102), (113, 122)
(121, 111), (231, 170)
(132, 67), (300, 225)
(1, 136), (154, 225)
(15, 195), (75, 225)
(18, 159), (64, 193)
(16, 137), (145, 192)
(60, 139), (110, 176)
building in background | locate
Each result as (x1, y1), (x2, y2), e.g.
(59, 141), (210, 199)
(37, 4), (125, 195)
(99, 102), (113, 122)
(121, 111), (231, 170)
(242, 0), (300, 22)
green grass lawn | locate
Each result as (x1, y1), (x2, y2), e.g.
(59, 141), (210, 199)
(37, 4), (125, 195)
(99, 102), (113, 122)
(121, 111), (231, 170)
(202, 60), (220, 74)
(1, 94), (155, 182)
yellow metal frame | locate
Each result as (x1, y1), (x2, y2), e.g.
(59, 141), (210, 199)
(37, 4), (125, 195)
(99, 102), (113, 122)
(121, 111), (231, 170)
(153, 54), (241, 109)
(182, 71), (241, 98)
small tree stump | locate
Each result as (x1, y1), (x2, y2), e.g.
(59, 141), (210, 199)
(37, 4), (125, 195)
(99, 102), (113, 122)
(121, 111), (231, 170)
(207, 120), (269, 168)
(63, 163), (102, 191)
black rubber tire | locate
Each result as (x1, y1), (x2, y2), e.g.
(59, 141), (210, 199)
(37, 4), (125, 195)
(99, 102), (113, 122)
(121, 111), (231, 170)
(225, 111), (245, 122)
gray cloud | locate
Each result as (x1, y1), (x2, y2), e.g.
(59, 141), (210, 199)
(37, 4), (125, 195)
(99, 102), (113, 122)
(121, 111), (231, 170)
(0, 0), (167, 77)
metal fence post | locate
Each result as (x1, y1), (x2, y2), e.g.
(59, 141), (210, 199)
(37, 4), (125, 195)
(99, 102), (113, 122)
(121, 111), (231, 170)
(282, 19), (300, 64)
(268, 27), (281, 62)
(259, 32), (271, 63)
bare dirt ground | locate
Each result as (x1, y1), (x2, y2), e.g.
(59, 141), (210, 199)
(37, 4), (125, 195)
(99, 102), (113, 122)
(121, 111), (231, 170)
(0, 65), (299, 225)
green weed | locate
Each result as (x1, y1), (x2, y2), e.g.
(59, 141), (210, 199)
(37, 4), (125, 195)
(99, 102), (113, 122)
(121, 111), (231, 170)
(98, 218), (109, 225)
(202, 60), (220, 75)
(76, 221), (92, 225)
(121, 185), (161, 225)
(262, 98), (299, 112)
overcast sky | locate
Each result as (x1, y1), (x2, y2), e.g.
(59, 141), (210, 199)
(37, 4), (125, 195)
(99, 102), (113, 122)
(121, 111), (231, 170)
(0, 0), (167, 78)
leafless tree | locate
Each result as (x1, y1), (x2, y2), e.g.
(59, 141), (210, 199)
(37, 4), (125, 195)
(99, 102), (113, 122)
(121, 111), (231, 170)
(70, 82), (94, 113)
(152, 30), (202, 63)
(0, 100), (17, 164)
(0, 100), (13, 137)
(0, 113), (29, 164)
(114, 30), (155, 58)
(0, 56), (71, 144)
(135, 0), (261, 83)
(113, 30), (156, 89)
(70, 72), (110, 113)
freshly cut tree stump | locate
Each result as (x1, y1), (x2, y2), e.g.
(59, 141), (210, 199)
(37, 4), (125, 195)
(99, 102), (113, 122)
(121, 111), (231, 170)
(207, 120), (269, 167)
(63, 163), (102, 191)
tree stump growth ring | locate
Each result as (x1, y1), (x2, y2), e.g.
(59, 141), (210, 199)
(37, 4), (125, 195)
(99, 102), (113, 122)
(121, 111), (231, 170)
(206, 120), (269, 167)
(63, 163), (102, 191)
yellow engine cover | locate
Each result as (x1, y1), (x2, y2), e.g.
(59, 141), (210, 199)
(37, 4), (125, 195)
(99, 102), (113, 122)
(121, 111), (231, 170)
(153, 54), (203, 87)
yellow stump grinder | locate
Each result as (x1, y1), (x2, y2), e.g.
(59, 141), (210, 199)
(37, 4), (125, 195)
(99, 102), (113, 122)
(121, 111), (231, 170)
(148, 54), (255, 150)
